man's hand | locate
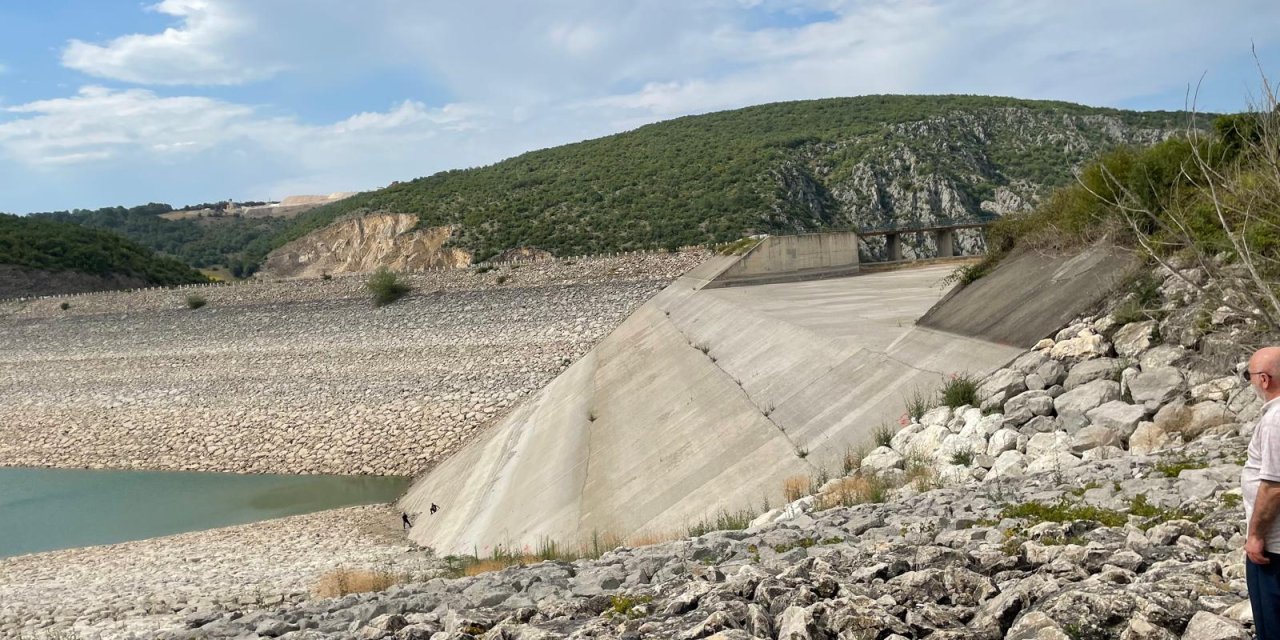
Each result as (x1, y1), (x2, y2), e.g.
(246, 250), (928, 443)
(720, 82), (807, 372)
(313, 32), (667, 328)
(1248, 535), (1271, 565)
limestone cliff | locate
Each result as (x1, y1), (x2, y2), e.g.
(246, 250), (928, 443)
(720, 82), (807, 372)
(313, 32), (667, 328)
(258, 214), (471, 279)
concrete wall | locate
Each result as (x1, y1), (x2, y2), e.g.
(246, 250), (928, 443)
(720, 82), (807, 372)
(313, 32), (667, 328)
(400, 263), (1022, 553)
(706, 233), (859, 288)
(916, 243), (1137, 346)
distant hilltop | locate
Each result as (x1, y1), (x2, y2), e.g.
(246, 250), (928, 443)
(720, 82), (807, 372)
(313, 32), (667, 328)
(158, 193), (358, 221)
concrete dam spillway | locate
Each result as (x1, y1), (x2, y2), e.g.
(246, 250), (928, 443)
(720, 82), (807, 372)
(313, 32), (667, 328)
(400, 234), (1039, 554)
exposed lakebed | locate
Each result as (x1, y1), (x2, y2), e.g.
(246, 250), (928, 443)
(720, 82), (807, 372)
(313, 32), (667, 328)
(0, 467), (410, 557)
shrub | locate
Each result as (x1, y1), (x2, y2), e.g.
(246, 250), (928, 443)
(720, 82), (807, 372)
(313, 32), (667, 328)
(817, 472), (893, 509)
(59, 302), (70, 310)
(939, 373), (980, 408)
(873, 424), (895, 447)
(496, 275), (508, 284)
(950, 448), (975, 466)
(185, 294), (206, 309)
(312, 567), (400, 597)
(367, 267), (412, 307)
(476, 265), (493, 274)
(1154, 454), (1209, 478)
(607, 595), (654, 619)
(783, 475), (811, 502)
(904, 388), (934, 421)
(842, 445), (866, 474)
(321, 272), (333, 280)
(688, 508), (756, 537)
(999, 499), (1127, 527)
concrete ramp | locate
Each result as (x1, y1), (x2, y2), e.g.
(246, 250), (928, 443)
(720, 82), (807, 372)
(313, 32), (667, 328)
(401, 264), (1022, 553)
(705, 233), (860, 288)
(917, 243), (1137, 346)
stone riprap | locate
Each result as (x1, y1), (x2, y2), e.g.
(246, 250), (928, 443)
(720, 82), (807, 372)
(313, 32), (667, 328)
(0, 252), (706, 475)
(0, 506), (439, 640)
(114, 437), (1254, 640)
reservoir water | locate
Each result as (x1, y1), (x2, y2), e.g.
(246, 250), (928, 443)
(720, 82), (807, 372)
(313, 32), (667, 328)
(0, 467), (411, 558)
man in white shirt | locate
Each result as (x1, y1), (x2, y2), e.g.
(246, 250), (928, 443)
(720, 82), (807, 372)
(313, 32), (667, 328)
(1242, 346), (1280, 638)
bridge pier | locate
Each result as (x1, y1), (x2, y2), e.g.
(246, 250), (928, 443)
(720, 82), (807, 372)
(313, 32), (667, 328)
(935, 229), (954, 258)
(886, 233), (902, 261)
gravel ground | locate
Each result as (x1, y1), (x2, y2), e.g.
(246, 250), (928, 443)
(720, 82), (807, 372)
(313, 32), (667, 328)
(0, 252), (706, 475)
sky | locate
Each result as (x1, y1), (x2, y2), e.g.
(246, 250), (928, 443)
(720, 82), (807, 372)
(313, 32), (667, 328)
(0, 1), (1278, 214)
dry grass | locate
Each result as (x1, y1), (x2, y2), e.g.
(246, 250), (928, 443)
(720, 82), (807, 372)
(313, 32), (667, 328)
(783, 475), (811, 502)
(842, 445), (867, 475)
(816, 473), (893, 509)
(313, 567), (401, 598)
(628, 529), (683, 547)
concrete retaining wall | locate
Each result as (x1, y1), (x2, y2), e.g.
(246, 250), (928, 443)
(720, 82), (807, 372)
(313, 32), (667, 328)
(401, 264), (1021, 553)
(916, 243), (1137, 346)
(706, 233), (859, 288)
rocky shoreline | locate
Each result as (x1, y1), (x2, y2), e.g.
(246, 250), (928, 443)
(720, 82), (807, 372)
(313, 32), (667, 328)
(0, 506), (439, 640)
(0, 252), (705, 475)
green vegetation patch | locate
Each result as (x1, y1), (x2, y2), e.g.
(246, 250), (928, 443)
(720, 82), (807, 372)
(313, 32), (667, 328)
(0, 214), (208, 287)
(367, 267), (412, 307)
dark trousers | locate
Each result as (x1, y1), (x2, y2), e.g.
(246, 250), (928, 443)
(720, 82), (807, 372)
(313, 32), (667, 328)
(1248, 552), (1280, 639)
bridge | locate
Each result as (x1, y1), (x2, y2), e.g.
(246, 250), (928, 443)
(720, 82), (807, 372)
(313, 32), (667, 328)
(858, 221), (994, 261)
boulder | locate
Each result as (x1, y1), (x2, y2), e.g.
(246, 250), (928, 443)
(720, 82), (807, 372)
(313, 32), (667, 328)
(1050, 330), (1112, 361)
(1025, 373), (1047, 391)
(921, 405), (953, 428)
(1129, 367), (1184, 406)
(1180, 611), (1249, 640)
(1011, 350), (1051, 374)
(1113, 320), (1158, 357)
(986, 450), (1027, 480)
(1003, 390), (1056, 427)
(1054, 380), (1122, 431)
(1085, 401), (1147, 440)
(1022, 415), (1060, 434)
(1036, 360), (1068, 387)
(1191, 376), (1243, 403)
(978, 369), (1027, 409)
(987, 429), (1020, 457)
(1154, 400), (1232, 440)
(861, 446), (905, 472)
(1128, 421), (1175, 455)
(1027, 451), (1083, 474)
(1083, 445), (1126, 461)
(1071, 425), (1122, 453)
(1063, 358), (1120, 390)
(1139, 345), (1190, 371)
(1026, 431), (1073, 458)
(1006, 611), (1071, 640)
(890, 423), (923, 455)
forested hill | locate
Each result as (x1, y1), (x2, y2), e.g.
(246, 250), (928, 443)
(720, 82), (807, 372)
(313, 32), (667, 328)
(270, 95), (1192, 262)
(0, 214), (208, 296)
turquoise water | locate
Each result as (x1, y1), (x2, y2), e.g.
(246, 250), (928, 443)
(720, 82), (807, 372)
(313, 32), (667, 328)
(0, 467), (411, 558)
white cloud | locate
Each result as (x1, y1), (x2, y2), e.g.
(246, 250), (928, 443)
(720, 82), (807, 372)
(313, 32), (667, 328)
(3, 0), (1277, 212)
(62, 0), (279, 85)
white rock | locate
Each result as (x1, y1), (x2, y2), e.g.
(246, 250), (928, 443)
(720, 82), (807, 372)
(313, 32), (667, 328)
(861, 446), (905, 472)
(1071, 425), (1122, 453)
(985, 450), (1028, 480)
(1054, 380), (1122, 431)
(1112, 320), (1157, 357)
(987, 429), (1021, 457)
(1049, 330), (1111, 361)
(1026, 450), (1084, 474)
(1128, 421), (1176, 455)
(1025, 431), (1073, 458)
(1129, 366), (1185, 406)
(1085, 401), (1147, 440)
(1181, 611), (1249, 640)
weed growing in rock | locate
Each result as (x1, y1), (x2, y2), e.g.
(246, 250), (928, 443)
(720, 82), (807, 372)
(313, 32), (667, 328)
(949, 448), (975, 466)
(59, 301), (70, 310)
(939, 373), (980, 408)
(1153, 454), (1209, 478)
(312, 567), (401, 597)
(1068, 481), (1101, 497)
(816, 473), (892, 509)
(1127, 493), (1203, 524)
(999, 499), (1128, 528)
(321, 272), (332, 280)
(687, 508), (756, 537)
(185, 294), (206, 309)
(783, 475), (810, 502)
(904, 388), (934, 421)
(873, 424), (895, 447)
(1223, 493), (1243, 509)
(606, 595), (653, 619)
(842, 445), (865, 474)
(496, 275), (508, 285)
(367, 267), (412, 307)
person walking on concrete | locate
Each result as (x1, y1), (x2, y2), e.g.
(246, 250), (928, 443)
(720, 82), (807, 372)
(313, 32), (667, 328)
(1243, 346), (1280, 637)
(430, 503), (439, 514)
(402, 512), (413, 531)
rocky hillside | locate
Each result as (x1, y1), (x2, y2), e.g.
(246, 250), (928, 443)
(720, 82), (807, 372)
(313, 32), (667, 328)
(267, 96), (1189, 263)
(0, 214), (207, 298)
(258, 214), (470, 279)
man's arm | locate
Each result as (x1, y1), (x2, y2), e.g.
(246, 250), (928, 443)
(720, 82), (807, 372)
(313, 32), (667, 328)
(1248, 480), (1280, 563)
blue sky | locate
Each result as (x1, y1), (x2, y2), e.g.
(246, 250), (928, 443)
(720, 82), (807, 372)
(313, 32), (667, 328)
(1, 0), (1278, 213)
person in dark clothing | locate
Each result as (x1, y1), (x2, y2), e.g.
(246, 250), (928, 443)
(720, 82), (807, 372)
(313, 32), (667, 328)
(402, 512), (412, 531)
(430, 503), (439, 514)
